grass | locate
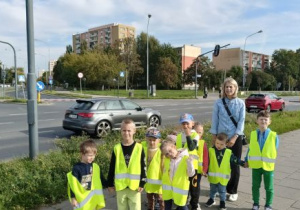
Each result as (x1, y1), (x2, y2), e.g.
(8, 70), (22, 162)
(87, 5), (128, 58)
(44, 89), (205, 99)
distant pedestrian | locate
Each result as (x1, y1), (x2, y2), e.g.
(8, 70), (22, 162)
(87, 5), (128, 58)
(244, 111), (279, 210)
(67, 139), (106, 209)
(205, 133), (245, 210)
(107, 118), (146, 210)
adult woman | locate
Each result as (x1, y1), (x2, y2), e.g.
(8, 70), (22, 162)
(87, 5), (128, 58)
(209, 77), (245, 202)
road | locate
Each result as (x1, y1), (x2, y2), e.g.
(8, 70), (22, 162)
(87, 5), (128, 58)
(0, 93), (299, 161)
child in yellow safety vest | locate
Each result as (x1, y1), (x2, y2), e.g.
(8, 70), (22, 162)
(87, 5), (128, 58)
(205, 133), (245, 210)
(160, 139), (195, 210)
(244, 111), (279, 210)
(193, 122), (209, 209)
(67, 139), (106, 210)
(107, 118), (146, 210)
(176, 113), (200, 210)
(144, 127), (164, 210)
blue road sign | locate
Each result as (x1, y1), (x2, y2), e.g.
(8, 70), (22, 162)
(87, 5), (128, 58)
(36, 81), (45, 92)
(120, 71), (125, 77)
(49, 79), (53, 85)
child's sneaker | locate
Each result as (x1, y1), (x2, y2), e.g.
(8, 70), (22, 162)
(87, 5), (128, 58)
(252, 204), (260, 210)
(205, 198), (216, 207)
(219, 201), (227, 210)
(264, 206), (272, 210)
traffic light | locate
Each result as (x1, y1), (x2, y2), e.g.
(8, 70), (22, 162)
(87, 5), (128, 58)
(213, 44), (220, 57)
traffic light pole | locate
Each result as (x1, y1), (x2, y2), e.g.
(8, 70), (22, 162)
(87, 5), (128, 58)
(194, 44), (230, 99)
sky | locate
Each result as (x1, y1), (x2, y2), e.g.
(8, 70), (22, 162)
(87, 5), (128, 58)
(0, 0), (300, 74)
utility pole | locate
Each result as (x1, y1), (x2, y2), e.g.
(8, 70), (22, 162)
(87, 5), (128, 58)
(26, 0), (39, 159)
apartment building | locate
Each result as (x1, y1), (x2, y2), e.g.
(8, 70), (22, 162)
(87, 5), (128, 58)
(212, 47), (270, 73)
(174, 45), (201, 73)
(72, 23), (136, 54)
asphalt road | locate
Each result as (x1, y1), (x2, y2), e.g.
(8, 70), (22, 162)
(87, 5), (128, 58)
(0, 93), (299, 161)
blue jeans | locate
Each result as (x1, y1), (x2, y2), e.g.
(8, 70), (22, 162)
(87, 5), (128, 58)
(164, 199), (188, 210)
(210, 183), (226, 202)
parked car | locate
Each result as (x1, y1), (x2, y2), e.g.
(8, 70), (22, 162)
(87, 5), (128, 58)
(63, 98), (162, 137)
(245, 93), (285, 112)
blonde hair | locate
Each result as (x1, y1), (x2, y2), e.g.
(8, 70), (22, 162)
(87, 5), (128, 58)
(80, 139), (97, 154)
(121, 118), (136, 129)
(222, 77), (239, 98)
(194, 121), (203, 129)
(160, 140), (175, 153)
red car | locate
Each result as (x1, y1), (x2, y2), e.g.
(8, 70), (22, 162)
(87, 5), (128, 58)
(245, 93), (285, 112)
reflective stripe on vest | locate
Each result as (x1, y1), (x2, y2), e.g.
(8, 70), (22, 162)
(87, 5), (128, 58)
(197, 140), (205, 173)
(162, 184), (189, 196)
(67, 163), (105, 210)
(144, 149), (162, 194)
(208, 172), (230, 179)
(208, 148), (231, 186)
(114, 143), (142, 191)
(162, 155), (190, 206)
(74, 189), (104, 209)
(176, 132), (199, 170)
(115, 173), (140, 180)
(248, 130), (277, 171)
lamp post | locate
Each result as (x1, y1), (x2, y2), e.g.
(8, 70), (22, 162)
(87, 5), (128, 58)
(242, 30), (263, 89)
(35, 53), (47, 82)
(0, 40), (18, 99)
(34, 39), (50, 78)
(146, 14), (151, 97)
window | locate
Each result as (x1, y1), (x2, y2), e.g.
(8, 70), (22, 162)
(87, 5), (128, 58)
(73, 101), (94, 110)
(97, 102), (106, 110)
(122, 100), (140, 110)
(106, 100), (123, 110)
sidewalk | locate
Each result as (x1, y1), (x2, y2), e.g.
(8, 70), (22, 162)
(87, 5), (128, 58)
(39, 130), (300, 210)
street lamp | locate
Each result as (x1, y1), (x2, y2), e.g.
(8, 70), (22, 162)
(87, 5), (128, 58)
(35, 53), (47, 82)
(34, 39), (50, 77)
(146, 14), (151, 97)
(242, 30), (263, 89)
(0, 40), (18, 99)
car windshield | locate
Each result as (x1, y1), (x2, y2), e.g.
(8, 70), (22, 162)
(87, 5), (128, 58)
(73, 101), (94, 110)
(248, 94), (265, 98)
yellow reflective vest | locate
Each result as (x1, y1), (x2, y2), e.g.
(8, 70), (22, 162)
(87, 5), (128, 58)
(197, 139), (205, 174)
(67, 163), (105, 210)
(144, 148), (163, 194)
(208, 148), (231, 186)
(114, 142), (142, 191)
(162, 155), (190, 206)
(248, 130), (277, 171)
(176, 132), (199, 170)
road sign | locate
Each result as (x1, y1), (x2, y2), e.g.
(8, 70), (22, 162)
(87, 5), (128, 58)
(36, 81), (45, 92)
(78, 72), (83, 78)
(18, 75), (26, 82)
(49, 79), (53, 85)
(48, 75), (53, 80)
(120, 71), (125, 77)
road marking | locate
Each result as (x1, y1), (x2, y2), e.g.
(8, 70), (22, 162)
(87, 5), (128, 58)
(9, 113), (27, 116)
(38, 130), (55, 134)
(0, 122), (14, 125)
(39, 119), (55, 122)
(43, 111), (59, 114)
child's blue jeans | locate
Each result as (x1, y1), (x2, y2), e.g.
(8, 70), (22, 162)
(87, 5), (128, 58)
(210, 183), (226, 201)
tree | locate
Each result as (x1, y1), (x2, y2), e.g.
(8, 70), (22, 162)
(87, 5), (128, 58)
(66, 45), (73, 54)
(248, 71), (276, 90)
(270, 49), (299, 90)
(156, 57), (178, 89)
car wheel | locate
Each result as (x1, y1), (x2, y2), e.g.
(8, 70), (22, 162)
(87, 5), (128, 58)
(280, 103), (285, 111)
(246, 108), (250, 113)
(95, 121), (111, 137)
(266, 105), (271, 112)
(149, 115), (160, 127)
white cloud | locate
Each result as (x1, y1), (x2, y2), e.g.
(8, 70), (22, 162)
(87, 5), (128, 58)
(0, 0), (299, 73)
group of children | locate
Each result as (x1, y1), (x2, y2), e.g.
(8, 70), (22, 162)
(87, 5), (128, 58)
(67, 111), (278, 210)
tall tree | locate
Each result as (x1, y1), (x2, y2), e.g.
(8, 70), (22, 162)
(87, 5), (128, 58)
(156, 57), (178, 89)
